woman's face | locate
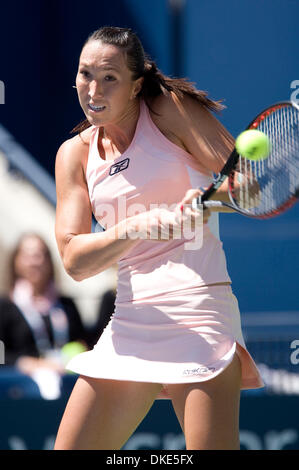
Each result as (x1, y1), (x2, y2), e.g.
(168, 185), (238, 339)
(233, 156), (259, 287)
(14, 237), (52, 288)
(76, 40), (142, 128)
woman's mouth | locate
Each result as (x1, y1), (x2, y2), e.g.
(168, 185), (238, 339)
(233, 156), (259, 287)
(88, 103), (106, 113)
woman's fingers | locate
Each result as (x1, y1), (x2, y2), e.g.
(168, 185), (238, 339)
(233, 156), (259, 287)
(129, 186), (212, 242)
(179, 187), (211, 225)
(180, 188), (203, 210)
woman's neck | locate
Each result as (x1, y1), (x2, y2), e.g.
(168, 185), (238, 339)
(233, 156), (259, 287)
(31, 283), (47, 297)
(99, 99), (140, 159)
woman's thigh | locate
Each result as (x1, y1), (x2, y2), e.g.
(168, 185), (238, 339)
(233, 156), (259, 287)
(54, 376), (163, 450)
(166, 353), (242, 450)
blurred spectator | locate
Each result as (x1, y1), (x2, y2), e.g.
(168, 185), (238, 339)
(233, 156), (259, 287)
(0, 232), (88, 376)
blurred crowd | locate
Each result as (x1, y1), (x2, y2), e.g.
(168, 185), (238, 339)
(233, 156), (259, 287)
(0, 232), (116, 397)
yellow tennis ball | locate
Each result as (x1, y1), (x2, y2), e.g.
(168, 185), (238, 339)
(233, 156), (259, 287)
(235, 129), (271, 160)
(61, 341), (86, 362)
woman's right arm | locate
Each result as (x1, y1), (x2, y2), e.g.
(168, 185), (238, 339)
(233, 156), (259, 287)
(54, 138), (140, 282)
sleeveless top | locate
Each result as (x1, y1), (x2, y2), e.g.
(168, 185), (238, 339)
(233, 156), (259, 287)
(85, 100), (231, 304)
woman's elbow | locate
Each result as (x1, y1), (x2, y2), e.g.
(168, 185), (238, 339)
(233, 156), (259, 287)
(67, 268), (86, 282)
(63, 251), (85, 282)
(63, 261), (81, 281)
(60, 236), (84, 281)
(64, 257), (87, 281)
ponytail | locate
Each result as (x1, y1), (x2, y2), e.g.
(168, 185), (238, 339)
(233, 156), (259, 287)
(139, 59), (224, 114)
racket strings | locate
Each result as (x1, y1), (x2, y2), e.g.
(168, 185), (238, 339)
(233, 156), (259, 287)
(231, 104), (299, 216)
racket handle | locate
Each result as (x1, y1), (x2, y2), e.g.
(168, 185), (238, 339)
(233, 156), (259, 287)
(191, 198), (225, 210)
(191, 196), (202, 210)
(202, 201), (225, 208)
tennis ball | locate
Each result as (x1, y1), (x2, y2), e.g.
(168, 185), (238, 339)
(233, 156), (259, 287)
(235, 129), (271, 160)
(61, 341), (87, 362)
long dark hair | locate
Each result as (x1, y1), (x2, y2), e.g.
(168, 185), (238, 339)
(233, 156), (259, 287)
(7, 233), (55, 293)
(71, 26), (224, 134)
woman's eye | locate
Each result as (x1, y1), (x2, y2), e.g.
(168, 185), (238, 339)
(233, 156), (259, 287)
(80, 70), (90, 78)
(104, 75), (116, 81)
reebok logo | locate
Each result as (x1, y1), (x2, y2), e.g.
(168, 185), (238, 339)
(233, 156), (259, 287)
(109, 158), (130, 176)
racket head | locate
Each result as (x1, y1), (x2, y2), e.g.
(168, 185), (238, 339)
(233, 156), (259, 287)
(228, 101), (299, 219)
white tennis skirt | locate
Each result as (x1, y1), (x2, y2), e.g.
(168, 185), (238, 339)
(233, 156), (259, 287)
(66, 284), (264, 398)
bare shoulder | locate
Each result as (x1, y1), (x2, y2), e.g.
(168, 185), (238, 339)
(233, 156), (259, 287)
(55, 126), (94, 179)
(150, 91), (234, 173)
(149, 92), (181, 130)
(149, 92), (215, 143)
(150, 91), (212, 125)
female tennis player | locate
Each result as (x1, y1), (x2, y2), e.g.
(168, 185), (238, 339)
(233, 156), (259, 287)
(54, 26), (263, 450)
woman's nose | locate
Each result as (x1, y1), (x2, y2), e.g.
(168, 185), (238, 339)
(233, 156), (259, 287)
(28, 253), (46, 266)
(88, 80), (103, 99)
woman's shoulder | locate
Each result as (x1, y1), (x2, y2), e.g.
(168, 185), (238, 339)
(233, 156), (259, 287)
(151, 90), (210, 117)
(149, 91), (211, 140)
(55, 126), (94, 177)
(74, 125), (95, 146)
(147, 92), (205, 153)
(58, 126), (94, 152)
(148, 91), (234, 172)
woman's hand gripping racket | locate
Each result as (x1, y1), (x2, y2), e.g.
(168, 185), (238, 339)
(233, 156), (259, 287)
(192, 101), (299, 219)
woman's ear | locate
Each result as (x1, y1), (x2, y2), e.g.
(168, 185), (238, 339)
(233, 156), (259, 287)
(132, 76), (144, 98)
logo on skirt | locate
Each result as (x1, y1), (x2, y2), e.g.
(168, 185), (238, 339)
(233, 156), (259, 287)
(183, 366), (216, 376)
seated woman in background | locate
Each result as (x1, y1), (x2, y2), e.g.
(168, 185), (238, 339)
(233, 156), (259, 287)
(0, 232), (88, 375)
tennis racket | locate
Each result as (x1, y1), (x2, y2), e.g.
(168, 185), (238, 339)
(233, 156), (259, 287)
(192, 101), (299, 219)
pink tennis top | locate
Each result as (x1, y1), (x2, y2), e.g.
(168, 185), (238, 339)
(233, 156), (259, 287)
(87, 100), (231, 301)
(67, 99), (264, 394)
